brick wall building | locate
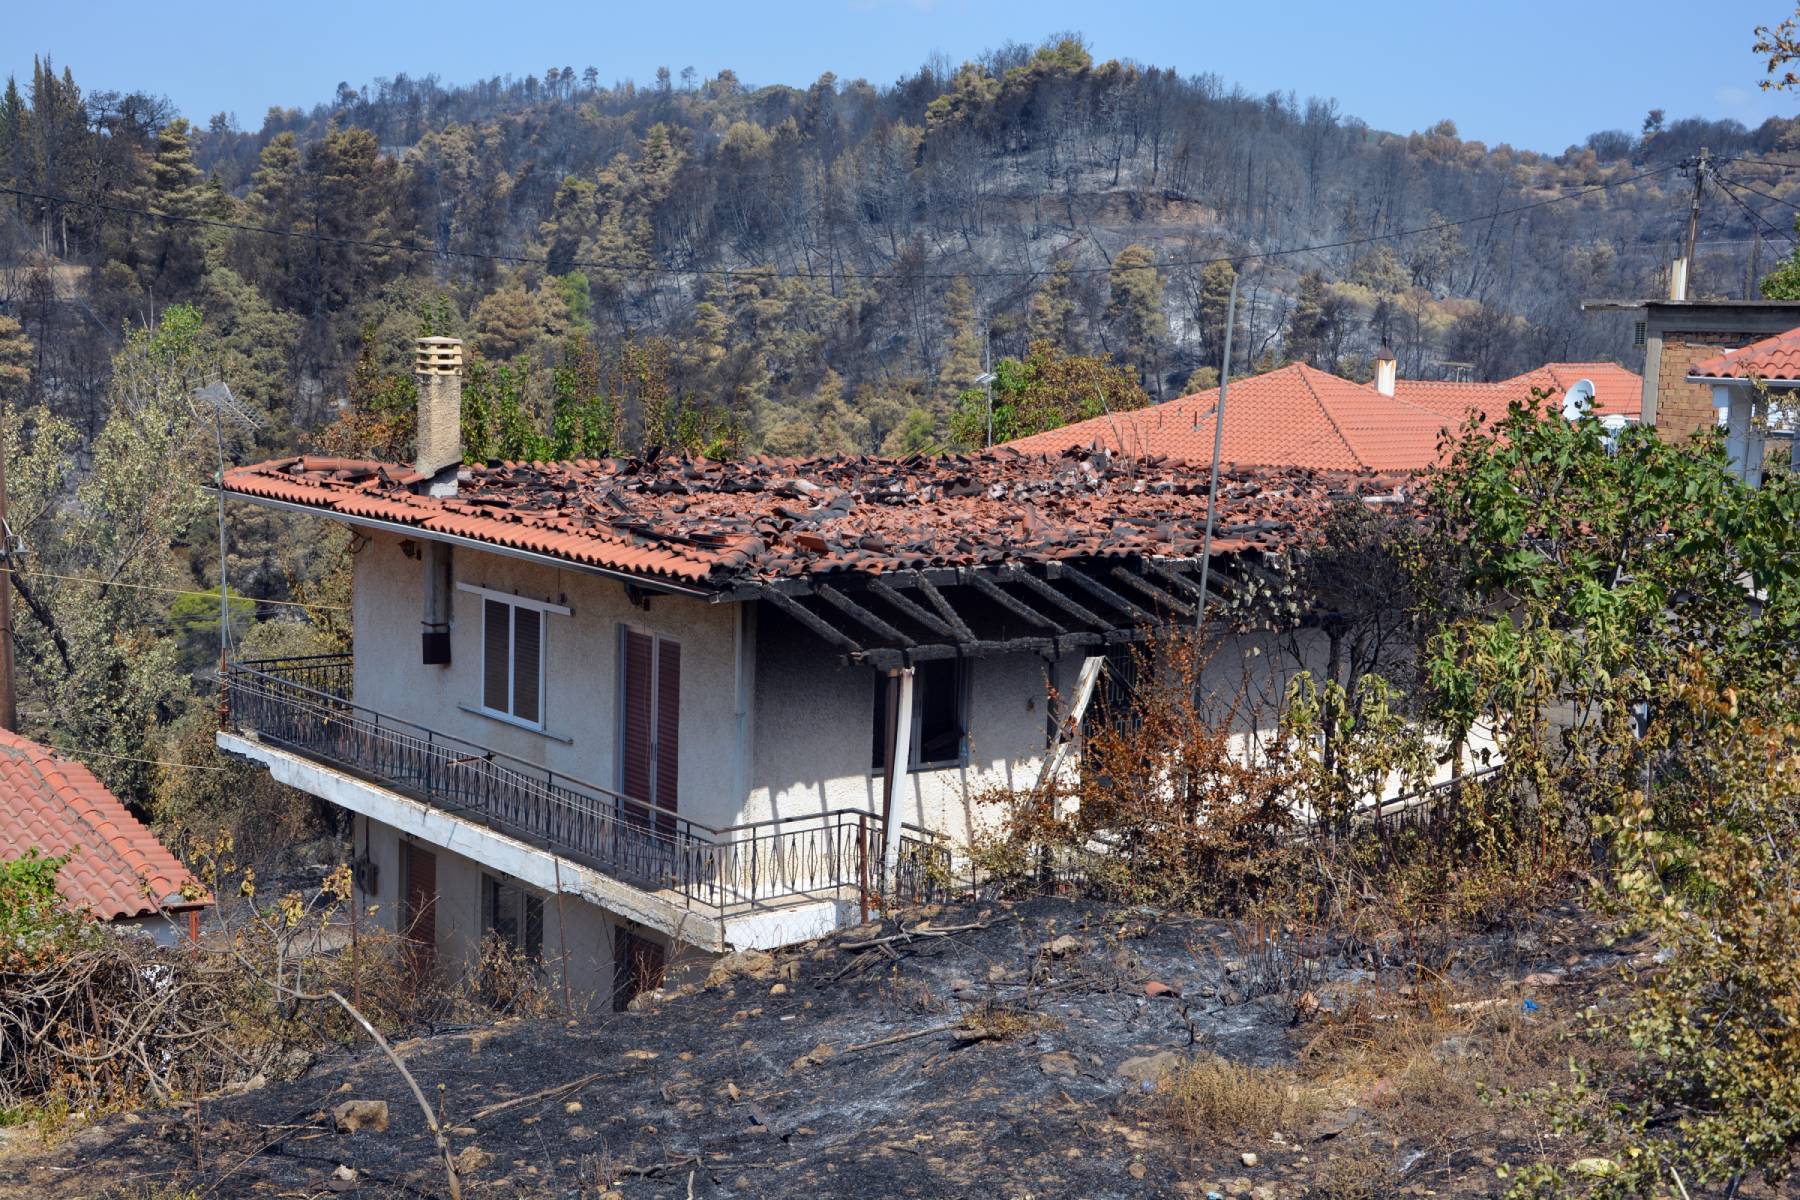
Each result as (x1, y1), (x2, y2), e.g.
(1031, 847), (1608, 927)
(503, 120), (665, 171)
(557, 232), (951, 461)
(1626, 301), (1800, 439)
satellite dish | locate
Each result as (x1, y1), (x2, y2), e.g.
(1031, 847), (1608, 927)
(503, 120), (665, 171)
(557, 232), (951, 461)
(1561, 378), (1596, 422)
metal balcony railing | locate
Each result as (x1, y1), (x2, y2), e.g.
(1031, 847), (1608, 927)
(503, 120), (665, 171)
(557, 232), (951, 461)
(222, 654), (945, 915)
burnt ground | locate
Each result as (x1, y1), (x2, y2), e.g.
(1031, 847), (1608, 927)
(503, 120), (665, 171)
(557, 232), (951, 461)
(2, 895), (1669, 1200)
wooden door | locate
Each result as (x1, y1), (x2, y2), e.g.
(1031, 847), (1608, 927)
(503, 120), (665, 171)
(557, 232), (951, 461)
(401, 843), (437, 978)
(612, 927), (666, 1012)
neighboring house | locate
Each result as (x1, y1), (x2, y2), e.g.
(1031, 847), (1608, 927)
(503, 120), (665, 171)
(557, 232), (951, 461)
(1582, 298), (1800, 440)
(1005, 353), (1641, 470)
(217, 337), (1407, 1008)
(1687, 324), (1800, 484)
(0, 727), (208, 943)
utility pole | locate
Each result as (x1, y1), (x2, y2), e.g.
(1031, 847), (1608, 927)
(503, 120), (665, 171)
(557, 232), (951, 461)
(1674, 147), (1710, 301)
(0, 398), (15, 733)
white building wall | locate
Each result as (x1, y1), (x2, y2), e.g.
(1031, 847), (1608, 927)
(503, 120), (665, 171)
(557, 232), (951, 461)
(350, 532), (744, 830)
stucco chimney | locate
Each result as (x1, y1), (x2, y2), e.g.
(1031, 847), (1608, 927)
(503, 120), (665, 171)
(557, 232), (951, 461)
(1374, 345), (1397, 397)
(414, 336), (463, 488)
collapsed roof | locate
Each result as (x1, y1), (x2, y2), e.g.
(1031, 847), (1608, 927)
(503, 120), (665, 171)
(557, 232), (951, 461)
(223, 449), (1407, 666)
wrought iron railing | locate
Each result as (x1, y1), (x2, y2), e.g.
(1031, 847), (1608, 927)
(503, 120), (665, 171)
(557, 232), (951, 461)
(222, 655), (944, 915)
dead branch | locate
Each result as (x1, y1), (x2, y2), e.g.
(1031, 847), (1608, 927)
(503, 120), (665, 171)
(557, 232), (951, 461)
(470, 1069), (608, 1122)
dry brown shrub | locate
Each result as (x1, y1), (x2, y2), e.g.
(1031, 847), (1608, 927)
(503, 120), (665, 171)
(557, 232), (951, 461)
(1159, 1053), (1322, 1141)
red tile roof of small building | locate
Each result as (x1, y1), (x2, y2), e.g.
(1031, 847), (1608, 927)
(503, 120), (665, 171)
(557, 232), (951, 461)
(0, 728), (206, 920)
(223, 450), (1408, 590)
(1397, 363), (1644, 423)
(1005, 363), (1456, 471)
(1007, 362), (1642, 470)
(1687, 326), (1800, 382)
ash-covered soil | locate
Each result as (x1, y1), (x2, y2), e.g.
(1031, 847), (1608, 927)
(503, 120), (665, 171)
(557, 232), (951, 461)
(2, 895), (1643, 1199)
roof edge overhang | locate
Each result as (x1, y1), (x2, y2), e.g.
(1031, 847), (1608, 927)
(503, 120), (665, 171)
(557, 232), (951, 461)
(1685, 374), (1800, 389)
(215, 486), (721, 599)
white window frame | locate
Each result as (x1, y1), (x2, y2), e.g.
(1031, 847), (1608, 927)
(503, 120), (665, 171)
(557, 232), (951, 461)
(459, 583), (568, 731)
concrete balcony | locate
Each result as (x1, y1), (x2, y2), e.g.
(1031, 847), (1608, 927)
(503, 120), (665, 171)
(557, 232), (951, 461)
(218, 655), (945, 950)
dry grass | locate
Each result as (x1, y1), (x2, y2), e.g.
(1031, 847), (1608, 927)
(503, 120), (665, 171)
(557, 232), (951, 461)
(1159, 1054), (1323, 1141)
(959, 999), (1052, 1042)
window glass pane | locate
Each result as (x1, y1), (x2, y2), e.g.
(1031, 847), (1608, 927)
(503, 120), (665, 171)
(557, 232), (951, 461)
(482, 599), (511, 712)
(513, 607), (542, 723)
(915, 659), (965, 766)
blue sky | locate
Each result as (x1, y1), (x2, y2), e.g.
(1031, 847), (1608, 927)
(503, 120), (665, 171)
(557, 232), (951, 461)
(11, 0), (1795, 152)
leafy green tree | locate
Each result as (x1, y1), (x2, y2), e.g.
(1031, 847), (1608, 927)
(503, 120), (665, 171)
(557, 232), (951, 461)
(947, 341), (1150, 450)
(1105, 243), (1165, 394)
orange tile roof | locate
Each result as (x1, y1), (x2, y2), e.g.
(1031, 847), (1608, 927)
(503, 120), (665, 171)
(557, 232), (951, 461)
(1004, 364), (1456, 471)
(1688, 326), (1800, 382)
(223, 451), (1408, 589)
(1006, 362), (1643, 471)
(1396, 362), (1643, 423)
(0, 728), (206, 920)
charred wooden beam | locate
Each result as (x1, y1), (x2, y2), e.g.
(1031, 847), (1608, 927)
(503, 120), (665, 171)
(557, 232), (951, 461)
(1112, 565), (1196, 618)
(1056, 563), (1156, 625)
(816, 583), (911, 646)
(1143, 559), (1230, 609)
(962, 569), (1065, 634)
(759, 587), (865, 655)
(1000, 567), (1111, 630)
(863, 577), (957, 640)
(905, 571), (978, 643)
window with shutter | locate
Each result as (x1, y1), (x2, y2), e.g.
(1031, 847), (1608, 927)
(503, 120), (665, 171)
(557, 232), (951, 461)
(477, 594), (552, 727)
(620, 628), (680, 824)
(870, 659), (968, 772)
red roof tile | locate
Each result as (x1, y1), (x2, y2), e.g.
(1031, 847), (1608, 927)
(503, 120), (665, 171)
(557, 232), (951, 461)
(1006, 362), (1643, 471)
(1005, 364), (1455, 471)
(1687, 326), (1800, 382)
(0, 728), (206, 920)
(223, 451), (1408, 589)
(1397, 363), (1644, 423)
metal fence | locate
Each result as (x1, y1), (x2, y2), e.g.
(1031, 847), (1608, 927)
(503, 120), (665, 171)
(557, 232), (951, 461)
(222, 655), (940, 914)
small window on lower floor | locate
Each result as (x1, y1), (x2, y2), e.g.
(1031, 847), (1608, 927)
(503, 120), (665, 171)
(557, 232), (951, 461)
(871, 658), (969, 772)
(481, 874), (544, 959)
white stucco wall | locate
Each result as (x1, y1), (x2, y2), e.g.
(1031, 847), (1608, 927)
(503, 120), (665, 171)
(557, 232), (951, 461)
(352, 811), (657, 1001)
(350, 532), (745, 830)
(744, 606), (1082, 850)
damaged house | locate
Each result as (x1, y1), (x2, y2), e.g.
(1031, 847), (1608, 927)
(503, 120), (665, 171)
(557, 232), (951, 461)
(218, 337), (1409, 1009)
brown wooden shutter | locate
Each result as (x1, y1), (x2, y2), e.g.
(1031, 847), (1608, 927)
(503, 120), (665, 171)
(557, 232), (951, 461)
(621, 629), (654, 805)
(513, 606), (542, 723)
(402, 844), (437, 978)
(655, 638), (680, 817)
(482, 598), (510, 712)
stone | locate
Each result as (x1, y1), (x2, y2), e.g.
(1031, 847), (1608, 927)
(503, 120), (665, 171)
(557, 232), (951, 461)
(769, 983), (789, 996)
(331, 1100), (389, 1134)
(1521, 971), (1561, 987)
(1038, 1051), (1080, 1078)
(1144, 980), (1181, 998)
(1128, 1161), (1147, 1179)
(567, 1125), (594, 1141)
(453, 1145), (492, 1174)
(1115, 1050), (1181, 1088)
(790, 1042), (836, 1071)
(563, 1101), (582, 1115)
(1570, 1157), (1619, 1177)
(333, 1164), (357, 1182)
(706, 948), (775, 987)
(1307, 1106), (1364, 1141)
(1240, 1151), (1259, 1168)
(1042, 934), (1084, 958)
(949, 977), (973, 991)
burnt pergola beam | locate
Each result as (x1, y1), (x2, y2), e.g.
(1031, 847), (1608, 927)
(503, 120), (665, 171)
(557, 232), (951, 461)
(1055, 563), (1156, 625)
(1112, 565), (1196, 618)
(816, 582), (912, 646)
(864, 577), (958, 641)
(1000, 566), (1111, 630)
(758, 586), (865, 655)
(962, 569), (1066, 634)
(905, 571), (979, 643)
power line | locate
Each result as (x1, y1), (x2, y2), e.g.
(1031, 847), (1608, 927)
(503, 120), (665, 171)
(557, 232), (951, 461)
(44, 742), (232, 772)
(1714, 177), (1800, 246)
(1717, 172), (1800, 212)
(0, 164), (1677, 282)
